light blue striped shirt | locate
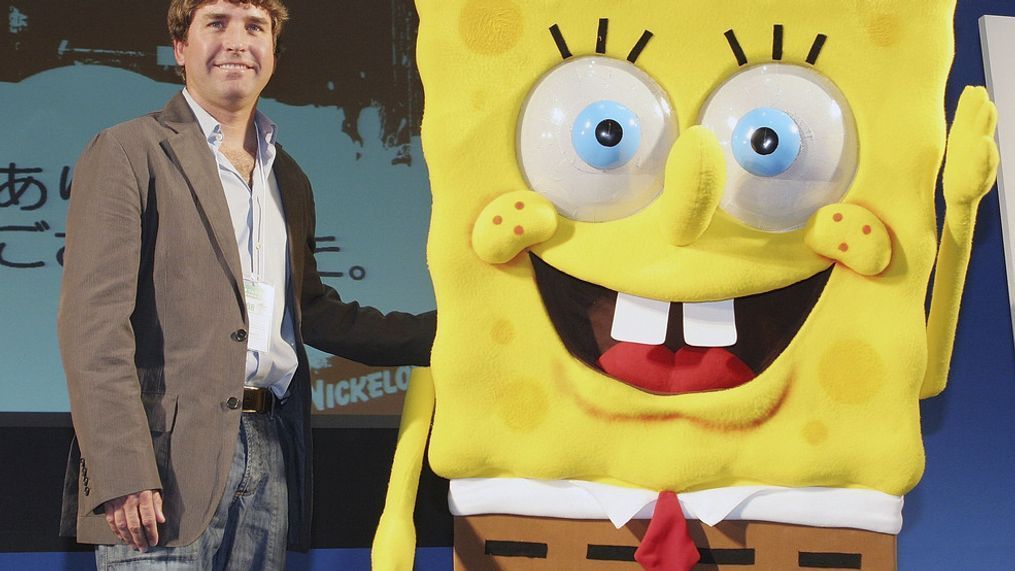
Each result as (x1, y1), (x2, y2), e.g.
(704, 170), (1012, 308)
(182, 89), (297, 398)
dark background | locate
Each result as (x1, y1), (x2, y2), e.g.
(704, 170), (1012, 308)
(1, 0), (423, 162)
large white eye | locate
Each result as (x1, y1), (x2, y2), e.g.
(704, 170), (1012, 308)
(700, 64), (858, 232)
(517, 56), (677, 222)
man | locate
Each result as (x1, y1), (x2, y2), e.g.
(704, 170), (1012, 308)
(57, 0), (435, 567)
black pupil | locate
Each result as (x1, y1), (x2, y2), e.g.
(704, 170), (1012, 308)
(751, 127), (779, 155)
(596, 119), (623, 148)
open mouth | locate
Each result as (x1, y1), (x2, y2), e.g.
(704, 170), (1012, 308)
(531, 254), (831, 396)
(215, 63), (254, 71)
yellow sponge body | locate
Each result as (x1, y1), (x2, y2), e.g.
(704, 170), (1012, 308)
(415, 0), (982, 497)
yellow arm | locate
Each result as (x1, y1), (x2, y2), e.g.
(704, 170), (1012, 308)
(372, 367), (436, 570)
(923, 86), (1000, 398)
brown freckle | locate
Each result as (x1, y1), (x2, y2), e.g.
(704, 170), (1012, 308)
(819, 339), (885, 403)
(838, 242), (849, 252)
(490, 319), (515, 345)
(803, 420), (828, 446)
(833, 213), (843, 222)
(515, 201), (525, 210)
(863, 225), (872, 235)
(493, 215), (502, 225)
(514, 225), (524, 235)
(496, 379), (548, 432)
(459, 0), (523, 55)
(864, 13), (902, 48)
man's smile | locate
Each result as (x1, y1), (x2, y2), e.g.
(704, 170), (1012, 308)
(214, 62), (255, 71)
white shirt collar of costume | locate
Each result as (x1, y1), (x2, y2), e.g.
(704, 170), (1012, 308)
(448, 478), (904, 535)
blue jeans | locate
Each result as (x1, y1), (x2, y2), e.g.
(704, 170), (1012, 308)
(95, 414), (288, 570)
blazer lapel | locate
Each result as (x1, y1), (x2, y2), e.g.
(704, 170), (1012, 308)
(273, 146), (306, 311)
(158, 93), (246, 318)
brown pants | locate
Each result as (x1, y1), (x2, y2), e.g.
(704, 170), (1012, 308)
(455, 515), (895, 570)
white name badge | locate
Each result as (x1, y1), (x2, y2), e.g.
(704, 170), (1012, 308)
(243, 278), (275, 353)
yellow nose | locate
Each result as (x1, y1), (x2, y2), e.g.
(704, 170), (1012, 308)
(657, 125), (727, 246)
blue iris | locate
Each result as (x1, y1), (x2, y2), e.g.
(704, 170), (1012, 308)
(731, 107), (801, 177)
(571, 100), (641, 170)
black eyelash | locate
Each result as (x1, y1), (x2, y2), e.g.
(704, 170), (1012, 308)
(726, 27), (827, 66)
(724, 29), (748, 66)
(772, 24), (784, 60)
(596, 18), (608, 54)
(549, 23), (572, 59)
(548, 21), (652, 64)
(627, 30), (653, 63)
(806, 33), (828, 64)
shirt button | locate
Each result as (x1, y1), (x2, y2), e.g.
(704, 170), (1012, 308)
(231, 329), (248, 342)
(227, 397), (240, 410)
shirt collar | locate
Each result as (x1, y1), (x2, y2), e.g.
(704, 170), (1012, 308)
(181, 88), (278, 149)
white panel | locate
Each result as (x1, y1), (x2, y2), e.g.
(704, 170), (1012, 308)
(980, 15), (1015, 343)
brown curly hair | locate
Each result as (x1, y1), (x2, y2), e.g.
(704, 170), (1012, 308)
(168, 0), (289, 47)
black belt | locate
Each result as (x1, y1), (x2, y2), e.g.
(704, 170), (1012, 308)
(242, 386), (276, 414)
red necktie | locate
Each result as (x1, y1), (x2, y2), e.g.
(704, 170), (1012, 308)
(634, 491), (700, 571)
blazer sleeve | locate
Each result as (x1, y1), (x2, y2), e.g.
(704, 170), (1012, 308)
(58, 130), (163, 514)
(296, 179), (436, 367)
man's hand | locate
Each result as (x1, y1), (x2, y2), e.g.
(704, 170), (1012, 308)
(103, 490), (166, 551)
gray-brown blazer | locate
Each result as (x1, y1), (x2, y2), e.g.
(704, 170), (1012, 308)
(58, 93), (434, 550)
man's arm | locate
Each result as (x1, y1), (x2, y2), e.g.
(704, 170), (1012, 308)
(297, 182), (436, 366)
(59, 130), (164, 549)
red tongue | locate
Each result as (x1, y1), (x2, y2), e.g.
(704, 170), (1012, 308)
(598, 343), (755, 394)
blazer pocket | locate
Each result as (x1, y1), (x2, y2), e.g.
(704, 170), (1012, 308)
(141, 393), (179, 433)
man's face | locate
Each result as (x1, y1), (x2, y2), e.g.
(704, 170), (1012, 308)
(173, 0), (275, 112)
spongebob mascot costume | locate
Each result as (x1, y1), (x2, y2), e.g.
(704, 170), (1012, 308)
(373, 1), (999, 569)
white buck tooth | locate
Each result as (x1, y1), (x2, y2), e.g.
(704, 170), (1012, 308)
(683, 299), (737, 347)
(611, 292), (671, 345)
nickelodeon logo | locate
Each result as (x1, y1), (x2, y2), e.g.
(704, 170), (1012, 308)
(311, 365), (413, 412)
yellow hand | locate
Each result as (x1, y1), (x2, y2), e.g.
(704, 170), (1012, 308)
(943, 86), (1000, 208)
(371, 368), (436, 571)
(472, 191), (558, 264)
(924, 86), (1000, 398)
(804, 204), (892, 276)
(372, 510), (416, 571)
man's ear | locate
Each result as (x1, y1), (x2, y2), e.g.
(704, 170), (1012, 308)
(173, 39), (186, 66)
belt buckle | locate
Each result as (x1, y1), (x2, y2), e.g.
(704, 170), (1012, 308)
(242, 386), (273, 414)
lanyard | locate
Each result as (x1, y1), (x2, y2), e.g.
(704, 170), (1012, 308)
(250, 126), (268, 281)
